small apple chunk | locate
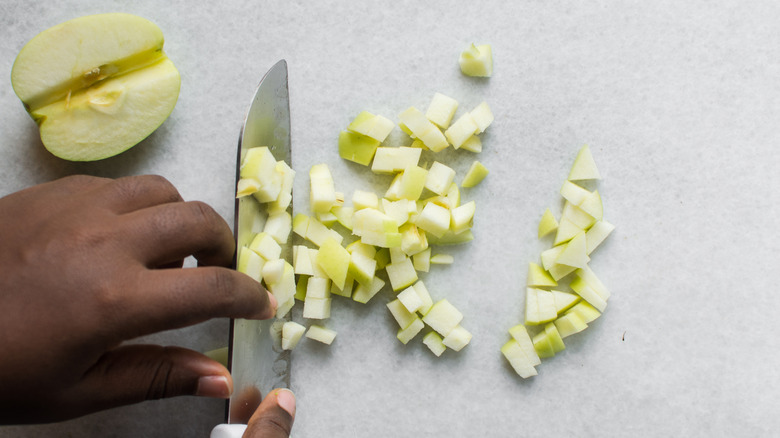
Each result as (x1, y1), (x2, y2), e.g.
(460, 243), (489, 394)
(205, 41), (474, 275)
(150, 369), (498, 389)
(281, 321), (306, 350)
(461, 161), (489, 188)
(12, 13), (181, 161)
(459, 43), (493, 77)
(305, 325), (337, 345)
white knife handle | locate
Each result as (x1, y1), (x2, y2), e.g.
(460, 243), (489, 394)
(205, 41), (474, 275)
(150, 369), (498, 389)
(210, 424), (247, 438)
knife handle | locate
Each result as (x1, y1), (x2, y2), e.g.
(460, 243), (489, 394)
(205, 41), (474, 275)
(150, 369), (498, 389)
(210, 424), (247, 438)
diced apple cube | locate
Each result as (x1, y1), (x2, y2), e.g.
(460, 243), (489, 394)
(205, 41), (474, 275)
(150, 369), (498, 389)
(469, 102), (494, 134)
(417, 125), (450, 152)
(568, 145), (601, 181)
(507, 324), (541, 366)
(575, 266), (611, 300)
(459, 43), (493, 77)
(251, 169), (282, 203)
(554, 216), (585, 246)
(240, 147), (276, 182)
(444, 113), (478, 149)
(237, 246), (265, 282)
(292, 213), (310, 238)
(381, 198), (411, 226)
(387, 298), (417, 329)
(461, 161), (489, 188)
(412, 247), (431, 273)
(348, 111), (394, 142)
(385, 257), (418, 291)
(249, 232), (281, 261)
(348, 250), (377, 288)
(352, 275), (385, 304)
(305, 276), (331, 299)
(281, 321), (306, 351)
(555, 231), (590, 269)
(554, 312), (588, 338)
(268, 161), (295, 214)
(551, 290), (581, 315)
(399, 223), (428, 256)
(339, 130), (380, 166)
(316, 237), (350, 290)
(459, 135), (482, 153)
(430, 254), (454, 265)
(569, 276), (607, 312)
(261, 258), (285, 285)
(330, 274), (354, 298)
(303, 296), (331, 319)
(538, 208), (559, 239)
(397, 165), (428, 200)
(501, 339), (538, 378)
(411, 280), (434, 315)
(305, 325), (337, 345)
(415, 202), (451, 238)
(353, 190), (379, 210)
(425, 161), (456, 195)
(585, 220), (615, 254)
(371, 146), (422, 174)
(422, 299), (463, 337)
(525, 288), (557, 325)
(442, 325), (472, 351)
(295, 275), (308, 301)
(579, 190), (603, 220)
(527, 262), (557, 287)
(560, 180), (591, 206)
(450, 201), (476, 234)
(423, 331), (447, 356)
(236, 178), (260, 198)
(331, 205), (354, 230)
(305, 216), (343, 247)
(397, 286), (424, 313)
(561, 201), (597, 230)
(398, 106), (432, 138)
(310, 163), (337, 214)
(565, 301), (601, 324)
(425, 93), (459, 129)
(263, 211), (292, 245)
(269, 262), (296, 317)
(397, 317), (425, 344)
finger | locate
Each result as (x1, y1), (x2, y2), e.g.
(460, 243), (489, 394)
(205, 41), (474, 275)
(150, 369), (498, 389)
(243, 389), (295, 438)
(93, 175), (184, 214)
(68, 345), (233, 417)
(229, 386), (263, 424)
(120, 267), (277, 339)
(121, 200), (235, 267)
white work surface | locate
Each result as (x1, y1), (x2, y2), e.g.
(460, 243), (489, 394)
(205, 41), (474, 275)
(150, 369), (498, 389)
(1, 1), (778, 437)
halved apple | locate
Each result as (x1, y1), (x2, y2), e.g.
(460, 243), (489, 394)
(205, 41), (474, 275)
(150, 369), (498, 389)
(11, 13), (181, 161)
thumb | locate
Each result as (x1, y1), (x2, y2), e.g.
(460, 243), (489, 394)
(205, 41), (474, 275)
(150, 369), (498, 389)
(243, 388), (296, 438)
(75, 344), (232, 412)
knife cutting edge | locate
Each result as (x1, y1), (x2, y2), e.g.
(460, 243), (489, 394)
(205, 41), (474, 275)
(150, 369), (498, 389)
(212, 59), (293, 436)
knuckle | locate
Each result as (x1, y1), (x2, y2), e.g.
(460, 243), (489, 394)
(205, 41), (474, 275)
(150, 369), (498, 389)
(187, 200), (226, 235)
(116, 175), (181, 204)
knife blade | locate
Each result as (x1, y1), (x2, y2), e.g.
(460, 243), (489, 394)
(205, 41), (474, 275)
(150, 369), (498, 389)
(225, 59), (292, 426)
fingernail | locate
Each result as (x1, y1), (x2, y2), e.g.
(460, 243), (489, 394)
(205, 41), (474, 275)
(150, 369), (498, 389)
(196, 375), (232, 398)
(268, 292), (278, 312)
(275, 388), (296, 416)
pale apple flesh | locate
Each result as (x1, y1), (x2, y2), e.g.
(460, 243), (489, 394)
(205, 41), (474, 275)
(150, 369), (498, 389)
(11, 13), (180, 161)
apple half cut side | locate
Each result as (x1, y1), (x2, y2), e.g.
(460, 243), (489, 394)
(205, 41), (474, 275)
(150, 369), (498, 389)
(11, 13), (181, 161)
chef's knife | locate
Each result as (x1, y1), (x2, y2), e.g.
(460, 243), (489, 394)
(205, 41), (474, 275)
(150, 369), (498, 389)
(211, 59), (292, 437)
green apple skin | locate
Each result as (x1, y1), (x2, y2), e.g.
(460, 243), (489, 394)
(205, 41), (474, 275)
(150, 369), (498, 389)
(11, 13), (180, 161)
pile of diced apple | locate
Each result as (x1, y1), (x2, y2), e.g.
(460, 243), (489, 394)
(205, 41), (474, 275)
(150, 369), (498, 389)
(501, 145), (615, 378)
(233, 91), (494, 354)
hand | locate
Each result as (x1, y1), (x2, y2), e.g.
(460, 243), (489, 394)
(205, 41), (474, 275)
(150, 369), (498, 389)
(243, 389), (296, 438)
(0, 175), (277, 424)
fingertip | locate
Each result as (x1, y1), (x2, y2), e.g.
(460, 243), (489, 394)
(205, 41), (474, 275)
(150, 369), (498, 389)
(274, 388), (296, 418)
(266, 292), (278, 318)
(196, 375), (232, 399)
